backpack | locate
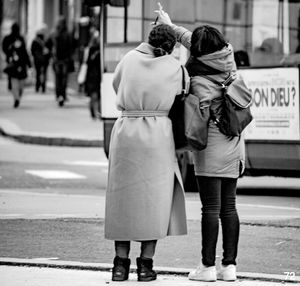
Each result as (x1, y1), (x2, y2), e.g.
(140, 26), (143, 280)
(201, 74), (253, 137)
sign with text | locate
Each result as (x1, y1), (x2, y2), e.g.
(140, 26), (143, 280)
(239, 68), (300, 140)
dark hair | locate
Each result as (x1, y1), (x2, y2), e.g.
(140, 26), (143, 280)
(56, 16), (67, 34)
(190, 25), (228, 57)
(11, 22), (20, 36)
(148, 24), (176, 57)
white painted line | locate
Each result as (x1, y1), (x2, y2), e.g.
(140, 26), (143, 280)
(0, 190), (105, 198)
(31, 258), (59, 261)
(25, 170), (86, 179)
(63, 161), (108, 167)
(0, 213), (102, 219)
(1, 214), (24, 217)
(239, 203), (300, 211)
(240, 215), (300, 219)
(188, 201), (300, 211)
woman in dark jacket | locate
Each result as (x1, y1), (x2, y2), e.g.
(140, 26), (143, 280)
(31, 25), (50, 93)
(2, 22), (31, 108)
(46, 16), (74, 107)
(156, 6), (244, 282)
(85, 34), (101, 119)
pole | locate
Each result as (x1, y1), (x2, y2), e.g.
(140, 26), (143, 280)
(100, 0), (105, 75)
(0, 0), (3, 79)
(124, 0), (127, 43)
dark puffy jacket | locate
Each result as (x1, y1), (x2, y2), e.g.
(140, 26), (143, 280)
(4, 35), (31, 79)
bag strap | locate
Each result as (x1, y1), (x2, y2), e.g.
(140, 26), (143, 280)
(200, 73), (236, 89)
(180, 65), (190, 96)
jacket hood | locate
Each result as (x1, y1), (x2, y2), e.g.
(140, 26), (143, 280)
(196, 44), (234, 73)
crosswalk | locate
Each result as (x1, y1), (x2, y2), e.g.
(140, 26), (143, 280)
(25, 170), (86, 179)
(29, 160), (107, 180)
(0, 160), (109, 181)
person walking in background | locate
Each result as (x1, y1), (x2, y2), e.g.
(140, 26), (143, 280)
(46, 16), (74, 107)
(85, 30), (101, 119)
(2, 22), (32, 108)
(31, 24), (50, 93)
(105, 24), (187, 282)
(156, 4), (243, 282)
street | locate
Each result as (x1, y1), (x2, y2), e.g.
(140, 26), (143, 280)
(0, 136), (300, 277)
(1, 1), (300, 285)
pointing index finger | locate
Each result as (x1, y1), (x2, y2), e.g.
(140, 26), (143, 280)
(158, 2), (163, 11)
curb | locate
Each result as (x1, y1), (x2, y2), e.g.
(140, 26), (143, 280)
(0, 81), (103, 147)
(0, 258), (299, 283)
(0, 122), (103, 148)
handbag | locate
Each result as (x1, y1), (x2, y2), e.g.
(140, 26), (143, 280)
(77, 63), (88, 85)
(202, 74), (253, 137)
(3, 62), (17, 76)
(169, 66), (210, 151)
(77, 47), (90, 84)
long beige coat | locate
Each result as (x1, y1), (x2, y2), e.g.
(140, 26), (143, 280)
(104, 43), (188, 241)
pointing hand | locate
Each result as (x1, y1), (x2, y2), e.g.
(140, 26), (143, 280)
(154, 2), (173, 26)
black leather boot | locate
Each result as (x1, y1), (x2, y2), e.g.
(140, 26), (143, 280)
(112, 256), (131, 281)
(136, 257), (157, 282)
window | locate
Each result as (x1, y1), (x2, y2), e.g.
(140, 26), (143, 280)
(106, 0), (142, 43)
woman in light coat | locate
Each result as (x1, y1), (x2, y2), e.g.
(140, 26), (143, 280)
(105, 24), (188, 282)
(156, 6), (244, 282)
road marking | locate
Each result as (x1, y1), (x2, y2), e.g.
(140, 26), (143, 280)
(63, 161), (108, 167)
(25, 170), (86, 179)
(0, 190), (104, 198)
(239, 203), (300, 211)
(187, 201), (300, 211)
(31, 257), (59, 260)
(0, 213), (102, 219)
(0, 214), (24, 217)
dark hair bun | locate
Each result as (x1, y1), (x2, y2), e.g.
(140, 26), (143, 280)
(153, 47), (167, 57)
(148, 24), (176, 57)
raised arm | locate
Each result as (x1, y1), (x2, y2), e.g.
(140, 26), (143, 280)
(155, 3), (192, 50)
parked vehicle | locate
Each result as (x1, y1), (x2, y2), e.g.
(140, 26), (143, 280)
(87, 0), (300, 185)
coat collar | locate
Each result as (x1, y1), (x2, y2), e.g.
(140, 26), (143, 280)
(135, 42), (154, 56)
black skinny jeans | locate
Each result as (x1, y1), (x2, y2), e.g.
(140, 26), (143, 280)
(34, 63), (48, 92)
(196, 176), (240, 267)
(53, 60), (68, 99)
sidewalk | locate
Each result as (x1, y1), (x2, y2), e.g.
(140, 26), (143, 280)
(0, 76), (103, 147)
(1, 258), (299, 285)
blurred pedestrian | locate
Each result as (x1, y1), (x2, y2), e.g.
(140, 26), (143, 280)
(2, 22), (32, 108)
(156, 5), (243, 282)
(85, 31), (101, 119)
(46, 16), (74, 107)
(105, 24), (188, 282)
(30, 24), (50, 93)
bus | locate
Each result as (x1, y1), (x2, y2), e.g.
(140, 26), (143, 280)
(88, 0), (300, 180)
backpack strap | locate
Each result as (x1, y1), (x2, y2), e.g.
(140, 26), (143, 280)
(200, 73), (236, 89)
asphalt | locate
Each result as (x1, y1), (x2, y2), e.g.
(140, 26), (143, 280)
(0, 75), (299, 285)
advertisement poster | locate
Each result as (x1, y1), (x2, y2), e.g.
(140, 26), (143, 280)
(239, 68), (300, 140)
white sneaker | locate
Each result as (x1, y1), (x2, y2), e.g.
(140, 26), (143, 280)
(188, 262), (217, 281)
(217, 264), (237, 281)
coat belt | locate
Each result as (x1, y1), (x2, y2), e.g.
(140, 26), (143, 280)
(121, 110), (169, 117)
